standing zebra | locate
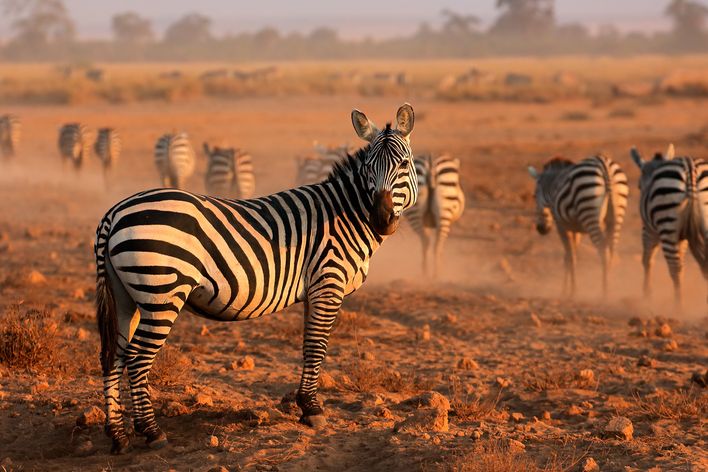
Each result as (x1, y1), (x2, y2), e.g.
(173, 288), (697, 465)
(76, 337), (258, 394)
(528, 154), (629, 296)
(58, 123), (90, 170)
(94, 104), (417, 454)
(154, 132), (195, 189)
(406, 153), (465, 278)
(94, 128), (122, 182)
(203, 143), (256, 199)
(631, 144), (708, 306)
(0, 114), (20, 159)
(295, 143), (350, 186)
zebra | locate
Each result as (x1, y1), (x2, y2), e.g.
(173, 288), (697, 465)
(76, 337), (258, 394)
(0, 114), (20, 159)
(203, 143), (256, 199)
(528, 154), (629, 296)
(405, 153), (465, 278)
(94, 104), (417, 454)
(94, 128), (122, 182)
(154, 132), (195, 189)
(631, 144), (708, 306)
(295, 143), (350, 186)
(58, 123), (90, 170)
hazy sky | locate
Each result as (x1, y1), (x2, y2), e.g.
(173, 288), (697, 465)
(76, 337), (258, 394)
(0, 0), (682, 39)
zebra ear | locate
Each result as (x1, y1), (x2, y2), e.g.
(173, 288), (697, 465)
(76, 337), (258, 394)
(665, 143), (675, 160)
(630, 147), (643, 168)
(351, 109), (379, 142)
(395, 103), (415, 139)
(527, 166), (539, 179)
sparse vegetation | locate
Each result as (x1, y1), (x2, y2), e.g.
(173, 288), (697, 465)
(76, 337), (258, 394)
(341, 360), (432, 393)
(449, 376), (503, 422)
(0, 305), (57, 371)
(633, 388), (708, 421)
(151, 344), (193, 386)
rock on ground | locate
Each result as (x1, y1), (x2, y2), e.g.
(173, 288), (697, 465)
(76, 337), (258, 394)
(76, 406), (105, 427)
(604, 416), (633, 440)
(162, 401), (190, 417)
(393, 407), (448, 434)
(397, 391), (450, 411)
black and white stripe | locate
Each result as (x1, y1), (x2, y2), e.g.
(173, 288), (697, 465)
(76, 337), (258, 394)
(94, 128), (122, 179)
(0, 114), (20, 159)
(528, 154), (629, 296)
(154, 132), (195, 189)
(203, 143), (256, 199)
(631, 144), (708, 305)
(295, 143), (350, 186)
(58, 123), (90, 170)
(94, 104), (418, 454)
(406, 153), (465, 278)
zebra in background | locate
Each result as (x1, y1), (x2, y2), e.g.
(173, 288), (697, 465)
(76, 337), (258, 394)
(295, 142), (350, 186)
(58, 123), (91, 170)
(203, 143), (256, 199)
(631, 144), (708, 306)
(154, 132), (195, 189)
(0, 114), (20, 159)
(528, 154), (629, 296)
(94, 128), (122, 183)
(406, 153), (465, 278)
(94, 104), (417, 454)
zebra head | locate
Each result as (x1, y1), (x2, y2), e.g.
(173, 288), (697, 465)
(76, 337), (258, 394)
(528, 157), (574, 236)
(351, 104), (417, 236)
(631, 144), (675, 190)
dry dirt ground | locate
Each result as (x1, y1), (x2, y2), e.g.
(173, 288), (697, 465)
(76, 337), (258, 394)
(0, 92), (707, 471)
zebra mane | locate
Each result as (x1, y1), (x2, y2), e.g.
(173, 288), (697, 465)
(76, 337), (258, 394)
(326, 145), (368, 182)
(542, 157), (574, 171)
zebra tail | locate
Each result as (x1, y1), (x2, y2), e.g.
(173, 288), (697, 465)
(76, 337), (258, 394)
(95, 217), (118, 376)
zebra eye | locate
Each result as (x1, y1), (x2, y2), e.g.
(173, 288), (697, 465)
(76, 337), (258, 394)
(399, 159), (409, 169)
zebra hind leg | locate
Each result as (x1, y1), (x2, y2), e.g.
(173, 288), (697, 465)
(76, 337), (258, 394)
(662, 239), (687, 309)
(125, 307), (180, 449)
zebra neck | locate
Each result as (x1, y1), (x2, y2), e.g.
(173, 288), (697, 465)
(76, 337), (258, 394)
(541, 169), (570, 201)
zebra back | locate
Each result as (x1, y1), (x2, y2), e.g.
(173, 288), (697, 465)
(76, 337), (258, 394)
(155, 132), (195, 189)
(0, 114), (20, 158)
(234, 149), (255, 199)
(59, 123), (90, 169)
(295, 143), (350, 186)
(94, 128), (121, 169)
(408, 153), (465, 230)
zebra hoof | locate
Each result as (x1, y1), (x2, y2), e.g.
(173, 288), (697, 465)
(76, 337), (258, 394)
(300, 414), (327, 429)
(146, 430), (168, 450)
(110, 438), (131, 455)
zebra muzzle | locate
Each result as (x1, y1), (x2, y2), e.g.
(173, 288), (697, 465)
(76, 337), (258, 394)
(371, 190), (399, 235)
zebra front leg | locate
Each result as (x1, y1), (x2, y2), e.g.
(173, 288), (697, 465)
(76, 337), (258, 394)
(297, 289), (343, 428)
(641, 229), (659, 297)
(558, 230), (577, 297)
(125, 308), (179, 449)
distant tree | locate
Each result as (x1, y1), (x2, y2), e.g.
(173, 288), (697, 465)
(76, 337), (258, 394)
(4, 0), (75, 48)
(253, 27), (280, 48)
(440, 9), (481, 37)
(164, 13), (212, 45)
(665, 0), (708, 43)
(111, 12), (154, 45)
(491, 0), (555, 36)
(309, 27), (338, 43)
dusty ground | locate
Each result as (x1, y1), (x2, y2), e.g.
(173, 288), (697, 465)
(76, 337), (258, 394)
(0, 89), (707, 471)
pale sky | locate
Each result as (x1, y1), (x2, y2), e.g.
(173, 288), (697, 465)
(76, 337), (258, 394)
(0, 0), (687, 40)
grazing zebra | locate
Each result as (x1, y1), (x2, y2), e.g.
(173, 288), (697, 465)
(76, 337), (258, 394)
(0, 114), (20, 159)
(154, 132), (195, 189)
(94, 104), (417, 454)
(203, 143), (256, 199)
(406, 153), (465, 278)
(631, 144), (708, 305)
(295, 143), (350, 186)
(58, 123), (90, 170)
(94, 128), (122, 181)
(528, 154), (629, 296)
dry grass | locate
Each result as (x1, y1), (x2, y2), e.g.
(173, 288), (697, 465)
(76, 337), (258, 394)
(0, 305), (58, 371)
(449, 376), (503, 422)
(341, 360), (432, 393)
(521, 368), (597, 392)
(2, 56), (708, 105)
(633, 388), (708, 421)
(435, 440), (583, 472)
(560, 111), (591, 121)
(332, 309), (370, 338)
(150, 344), (193, 386)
